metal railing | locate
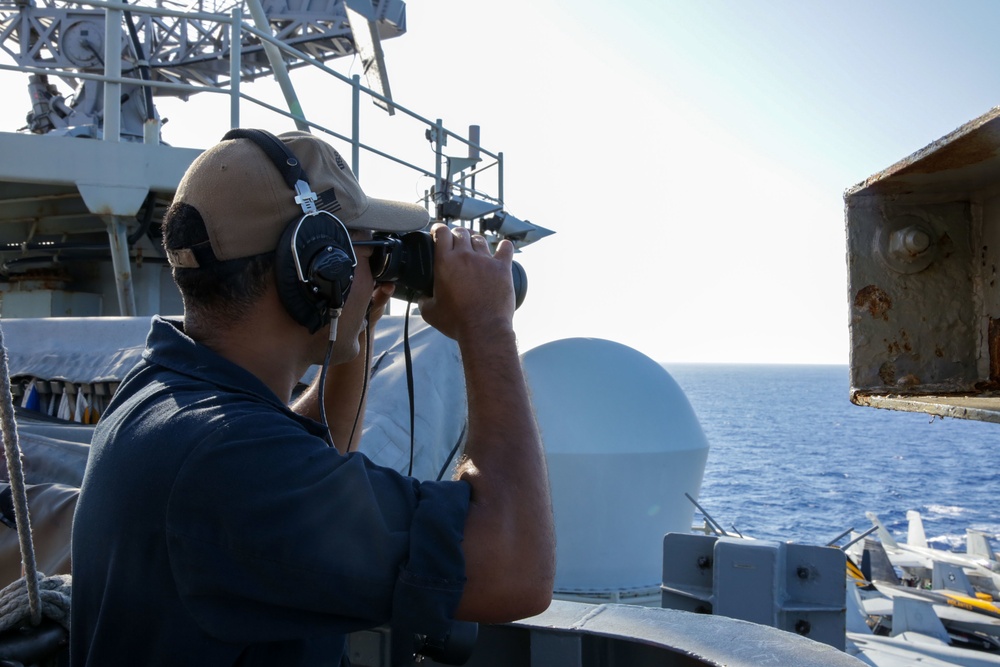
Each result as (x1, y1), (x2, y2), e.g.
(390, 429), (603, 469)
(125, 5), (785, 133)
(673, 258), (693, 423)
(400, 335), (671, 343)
(0, 0), (504, 208)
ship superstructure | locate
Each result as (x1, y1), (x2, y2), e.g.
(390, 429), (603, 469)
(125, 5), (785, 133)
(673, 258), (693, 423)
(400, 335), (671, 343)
(0, 1), (875, 665)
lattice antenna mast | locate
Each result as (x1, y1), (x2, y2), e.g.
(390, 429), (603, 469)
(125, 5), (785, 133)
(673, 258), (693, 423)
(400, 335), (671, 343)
(0, 0), (404, 137)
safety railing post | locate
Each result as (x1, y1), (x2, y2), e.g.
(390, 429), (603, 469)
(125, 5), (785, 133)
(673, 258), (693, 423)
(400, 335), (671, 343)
(434, 118), (444, 207)
(352, 74), (361, 176)
(102, 2), (122, 142)
(498, 151), (504, 204)
(230, 7), (242, 128)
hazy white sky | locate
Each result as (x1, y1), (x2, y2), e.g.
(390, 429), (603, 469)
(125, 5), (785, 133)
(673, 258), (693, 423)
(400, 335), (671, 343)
(3, 0), (1000, 363)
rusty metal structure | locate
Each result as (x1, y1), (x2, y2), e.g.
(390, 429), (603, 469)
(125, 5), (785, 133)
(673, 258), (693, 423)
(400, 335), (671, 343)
(846, 106), (1000, 422)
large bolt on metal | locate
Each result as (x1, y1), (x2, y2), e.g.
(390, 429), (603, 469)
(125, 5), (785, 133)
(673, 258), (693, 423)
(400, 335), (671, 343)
(875, 217), (938, 274)
(888, 226), (931, 260)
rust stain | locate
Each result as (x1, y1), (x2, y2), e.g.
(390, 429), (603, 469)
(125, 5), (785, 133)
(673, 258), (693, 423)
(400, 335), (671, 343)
(878, 361), (896, 385)
(990, 318), (1000, 382)
(935, 345), (944, 358)
(941, 233), (953, 260)
(901, 130), (1000, 175)
(973, 379), (1000, 391)
(10, 269), (71, 290)
(855, 285), (892, 321)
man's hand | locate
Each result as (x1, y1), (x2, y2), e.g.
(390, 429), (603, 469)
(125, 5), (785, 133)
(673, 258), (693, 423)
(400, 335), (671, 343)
(418, 223), (516, 342)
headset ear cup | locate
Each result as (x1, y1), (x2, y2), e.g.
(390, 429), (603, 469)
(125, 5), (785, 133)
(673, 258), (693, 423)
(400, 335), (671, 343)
(275, 213), (355, 334)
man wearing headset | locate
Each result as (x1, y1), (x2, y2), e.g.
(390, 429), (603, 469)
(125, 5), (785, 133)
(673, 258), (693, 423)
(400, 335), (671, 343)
(70, 130), (555, 665)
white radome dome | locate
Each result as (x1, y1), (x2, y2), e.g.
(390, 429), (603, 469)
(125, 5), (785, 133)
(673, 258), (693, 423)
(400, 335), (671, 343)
(522, 338), (710, 596)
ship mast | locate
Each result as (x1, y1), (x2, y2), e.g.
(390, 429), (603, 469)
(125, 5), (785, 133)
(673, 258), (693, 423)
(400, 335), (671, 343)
(0, 0), (402, 139)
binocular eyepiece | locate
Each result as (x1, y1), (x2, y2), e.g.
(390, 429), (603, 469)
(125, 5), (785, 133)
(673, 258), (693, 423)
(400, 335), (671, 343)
(362, 230), (527, 309)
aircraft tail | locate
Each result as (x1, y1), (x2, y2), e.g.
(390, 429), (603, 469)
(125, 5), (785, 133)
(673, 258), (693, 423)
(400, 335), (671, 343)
(845, 585), (874, 635)
(967, 529), (998, 563)
(861, 538), (900, 585)
(846, 555), (871, 588)
(906, 510), (928, 548)
(932, 561), (977, 596)
(890, 597), (952, 645)
(865, 511), (899, 550)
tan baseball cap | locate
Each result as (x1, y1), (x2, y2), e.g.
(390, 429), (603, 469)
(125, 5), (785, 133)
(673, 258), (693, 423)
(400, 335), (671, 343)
(166, 130), (429, 267)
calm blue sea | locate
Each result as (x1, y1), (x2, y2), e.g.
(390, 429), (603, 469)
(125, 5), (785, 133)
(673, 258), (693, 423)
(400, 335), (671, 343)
(662, 363), (1000, 552)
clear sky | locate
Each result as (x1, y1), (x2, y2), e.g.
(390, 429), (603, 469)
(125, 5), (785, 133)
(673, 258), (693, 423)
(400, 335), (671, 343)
(3, 0), (1000, 363)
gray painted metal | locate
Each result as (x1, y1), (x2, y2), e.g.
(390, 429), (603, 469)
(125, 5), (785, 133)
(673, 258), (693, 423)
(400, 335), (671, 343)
(344, 0), (395, 115)
(347, 600), (865, 667)
(0, 132), (198, 318)
(230, 8), (243, 127)
(103, 215), (136, 316)
(845, 106), (1000, 422)
(102, 4), (122, 143)
(245, 0), (309, 131)
(0, 133), (198, 209)
(661, 533), (847, 651)
(0, 0), (528, 336)
(0, 0), (408, 93)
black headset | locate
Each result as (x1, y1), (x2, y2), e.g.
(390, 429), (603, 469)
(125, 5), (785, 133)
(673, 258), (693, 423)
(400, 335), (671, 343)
(222, 128), (356, 335)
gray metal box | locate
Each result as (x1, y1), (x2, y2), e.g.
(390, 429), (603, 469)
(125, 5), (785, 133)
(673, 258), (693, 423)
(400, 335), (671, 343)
(662, 533), (846, 650)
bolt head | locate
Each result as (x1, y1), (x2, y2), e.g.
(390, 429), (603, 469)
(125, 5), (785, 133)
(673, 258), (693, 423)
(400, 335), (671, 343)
(888, 225), (932, 260)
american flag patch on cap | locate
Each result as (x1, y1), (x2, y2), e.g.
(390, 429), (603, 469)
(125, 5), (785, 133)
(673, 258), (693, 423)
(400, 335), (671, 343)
(317, 188), (342, 214)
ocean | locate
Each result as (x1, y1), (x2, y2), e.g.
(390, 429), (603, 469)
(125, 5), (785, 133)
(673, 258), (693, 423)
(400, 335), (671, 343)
(662, 363), (1000, 552)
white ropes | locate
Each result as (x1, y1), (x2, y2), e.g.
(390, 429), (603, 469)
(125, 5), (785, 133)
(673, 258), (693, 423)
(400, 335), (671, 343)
(0, 322), (71, 632)
(0, 574), (71, 633)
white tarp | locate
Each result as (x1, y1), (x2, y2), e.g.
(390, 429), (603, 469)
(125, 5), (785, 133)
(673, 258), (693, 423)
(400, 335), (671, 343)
(3, 313), (467, 483)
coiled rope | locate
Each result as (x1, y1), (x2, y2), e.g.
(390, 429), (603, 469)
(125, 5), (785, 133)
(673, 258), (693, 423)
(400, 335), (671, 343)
(0, 322), (71, 632)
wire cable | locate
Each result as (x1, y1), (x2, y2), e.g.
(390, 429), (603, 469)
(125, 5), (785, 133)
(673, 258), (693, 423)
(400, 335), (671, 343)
(345, 307), (374, 453)
(404, 298), (416, 476)
(435, 422), (466, 482)
(317, 335), (335, 448)
(322, 299), (416, 473)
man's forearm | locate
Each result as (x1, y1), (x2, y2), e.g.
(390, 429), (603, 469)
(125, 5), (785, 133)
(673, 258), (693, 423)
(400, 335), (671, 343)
(454, 328), (556, 622)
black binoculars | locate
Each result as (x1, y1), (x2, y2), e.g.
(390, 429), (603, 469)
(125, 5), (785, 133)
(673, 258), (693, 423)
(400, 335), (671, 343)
(358, 231), (527, 309)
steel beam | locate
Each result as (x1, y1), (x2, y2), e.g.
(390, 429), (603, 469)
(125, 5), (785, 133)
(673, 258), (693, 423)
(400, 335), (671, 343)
(104, 214), (135, 316)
